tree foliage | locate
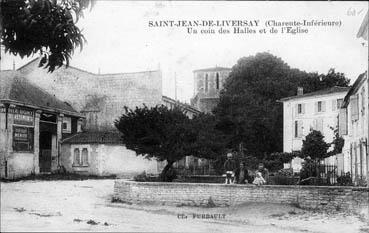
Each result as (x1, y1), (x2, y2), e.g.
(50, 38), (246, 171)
(301, 130), (330, 161)
(213, 52), (350, 163)
(263, 151), (301, 172)
(114, 105), (226, 181)
(1, 0), (94, 72)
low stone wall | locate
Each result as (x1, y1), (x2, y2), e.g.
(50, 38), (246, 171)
(114, 180), (369, 216)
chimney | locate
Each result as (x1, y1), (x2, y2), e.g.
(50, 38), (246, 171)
(297, 87), (304, 96)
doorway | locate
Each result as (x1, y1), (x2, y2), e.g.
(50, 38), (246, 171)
(39, 131), (52, 173)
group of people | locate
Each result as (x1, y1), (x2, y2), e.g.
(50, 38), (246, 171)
(223, 152), (269, 185)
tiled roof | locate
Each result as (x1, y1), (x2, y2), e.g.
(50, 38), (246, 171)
(193, 67), (231, 72)
(279, 86), (350, 102)
(342, 72), (367, 108)
(62, 131), (123, 144)
(0, 70), (79, 115)
(162, 95), (201, 114)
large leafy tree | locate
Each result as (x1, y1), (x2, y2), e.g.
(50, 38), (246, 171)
(114, 106), (226, 181)
(1, 0), (94, 72)
(213, 52), (349, 164)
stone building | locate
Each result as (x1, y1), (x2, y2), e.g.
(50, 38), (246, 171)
(339, 72), (368, 185)
(280, 86), (350, 172)
(338, 11), (368, 186)
(61, 131), (161, 177)
(17, 58), (163, 131)
(191, 67), (231, 113)
(0, 71), (83, 179)
(14, 58), (204, 177)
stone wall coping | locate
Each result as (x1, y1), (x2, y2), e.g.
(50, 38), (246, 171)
(116, 180), (369, 191)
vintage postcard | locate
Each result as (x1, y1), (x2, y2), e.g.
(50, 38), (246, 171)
(0, 1), (368, 232)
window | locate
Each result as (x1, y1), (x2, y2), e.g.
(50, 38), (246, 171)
(315, 101), (325, 113)
(205, 74), (208, 92)
(298, 104), (302, 114)
(73, 148), (81, 165)
(82, 148), (89, 166)
(337, 99), (343, 109)
(62, 117), (71, 133)
(73, 147), (89, 167)
(13, 126), (34, 152)
(294, 120), (303, 138)
(216, 73), (220, 90)
(295, 103), (304, 115)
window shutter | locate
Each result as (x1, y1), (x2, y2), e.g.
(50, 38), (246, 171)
(332, 99), (336, 111)
(321, 101), (326, 112)
(298, 120), (303, 137)
(295, 104), (299, 115)
(351, 95), (359, 121)
(318, 118), (324, 132)
(315, 102), (318, 113)
(302, 104), (305, 114)
(339, 108), (348, 135)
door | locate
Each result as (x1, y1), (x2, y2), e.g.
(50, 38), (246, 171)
(39, 131), (52, 173)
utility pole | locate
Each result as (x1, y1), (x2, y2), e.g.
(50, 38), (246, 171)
(174, 72), (177, 100)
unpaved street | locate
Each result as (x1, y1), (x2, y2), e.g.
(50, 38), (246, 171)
(1, 179), (368, 232)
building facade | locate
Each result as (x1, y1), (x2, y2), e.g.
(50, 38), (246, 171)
(280, 87), (350, 172)
(339, 72), (368, 186)
(0, 71), (83, 179)
(61, 131), (161, 177)
(191, 67), (231, 113)
(337, 10), (369, 186)
(18, 58), (163, 131)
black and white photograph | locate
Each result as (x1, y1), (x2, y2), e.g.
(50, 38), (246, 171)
(0, 0), (368, 232)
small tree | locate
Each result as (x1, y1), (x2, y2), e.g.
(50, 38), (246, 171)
(114, 105), (195, 181)
(301, 130), (330, 161)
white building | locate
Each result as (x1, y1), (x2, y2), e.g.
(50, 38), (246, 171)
(280, 86), (350, 172)
(339, 72), (368, 185)
(338, 11), (368, 186)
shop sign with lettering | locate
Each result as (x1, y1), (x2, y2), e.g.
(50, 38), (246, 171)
(11, 108), (34, 126)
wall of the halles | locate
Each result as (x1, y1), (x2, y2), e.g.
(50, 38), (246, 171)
(98, 144), (160, 176)
(19, 61), (163, 131)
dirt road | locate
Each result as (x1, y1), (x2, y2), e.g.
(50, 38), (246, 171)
(1, 179), (367, 232)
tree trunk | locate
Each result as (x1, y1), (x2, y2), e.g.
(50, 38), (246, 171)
(160, 160), (175, 182)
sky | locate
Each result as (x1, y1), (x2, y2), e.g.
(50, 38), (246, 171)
(1, 1), (368, 103)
